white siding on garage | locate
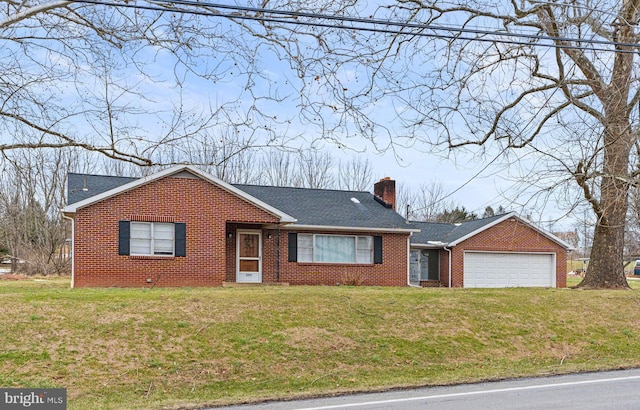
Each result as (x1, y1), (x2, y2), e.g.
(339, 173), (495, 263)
(463, 252), (555, 288)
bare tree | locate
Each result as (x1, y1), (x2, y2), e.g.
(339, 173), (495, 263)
(400, 182), (456, 222)
(0, 149), (72, 275)
(172, 127), (264, 184)
(295, 149), (335, 189)
(401, 1), (639, 289)
(225, 0), (637, 288)
(0, 0), (298, 166)
(260, 148), (339, 189)
(626, 186), (640, 256)
(260, 150), (300, 187)
(337, 156), (374, 191)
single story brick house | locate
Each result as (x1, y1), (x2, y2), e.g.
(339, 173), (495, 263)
(63, 165), (570, 288)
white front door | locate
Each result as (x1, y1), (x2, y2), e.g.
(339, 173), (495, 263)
(236, 230), (262, 283)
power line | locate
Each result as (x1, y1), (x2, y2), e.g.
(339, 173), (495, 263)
(66, 0), (640, 54)
(151, 0), (632, 48)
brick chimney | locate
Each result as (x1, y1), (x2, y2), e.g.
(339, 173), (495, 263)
(374, 177), (396, 210)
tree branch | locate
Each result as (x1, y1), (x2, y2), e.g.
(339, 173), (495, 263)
(0, 0), (71, 28)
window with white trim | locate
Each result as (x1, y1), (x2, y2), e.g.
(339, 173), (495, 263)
(298, 234), (373, 264)
(130, 222), (175, 256)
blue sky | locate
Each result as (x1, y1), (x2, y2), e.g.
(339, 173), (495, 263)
(2, 1), (590, 232)
(113, 18), (579, 231)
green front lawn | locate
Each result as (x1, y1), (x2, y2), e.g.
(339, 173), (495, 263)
(2, 277), (640, 409)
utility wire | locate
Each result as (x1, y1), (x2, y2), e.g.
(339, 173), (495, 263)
(406, 147), (507, 218)
(66, 0), (640, 54)
(149, 0), (635, 49)
(60, 0), (639, 215)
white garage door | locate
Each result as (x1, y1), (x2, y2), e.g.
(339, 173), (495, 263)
(464, 252), (556, 288)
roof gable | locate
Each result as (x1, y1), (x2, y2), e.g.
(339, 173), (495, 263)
(410, 212), (572, 249)
(63, 165), (296, 223)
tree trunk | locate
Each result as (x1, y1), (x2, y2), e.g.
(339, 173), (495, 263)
(578, 122), (632, 289)
(581, 221), (630, 289)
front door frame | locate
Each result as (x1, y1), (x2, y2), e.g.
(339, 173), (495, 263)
(236, 229), (262, 283)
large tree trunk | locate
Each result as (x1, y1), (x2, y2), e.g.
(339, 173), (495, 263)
(576, 0), (636, 288)
(578, 121), (632, 289)
(582, 222), (630, 289)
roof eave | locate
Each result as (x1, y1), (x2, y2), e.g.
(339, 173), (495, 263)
(276, 223), (418, 234)
(410, 242), (454, 248)
(446, 212), (574, 249)
(64, 165), (297, 224)
(447, 212), (518, 246)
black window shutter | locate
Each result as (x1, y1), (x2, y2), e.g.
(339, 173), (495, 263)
(288, 233), (297, 262)
(373, 236), (383, 264)
(175, 223), (186, 257)
(118, 221), (130, 255)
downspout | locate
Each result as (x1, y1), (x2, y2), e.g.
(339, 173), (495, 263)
(276, 227), (281, 282)
(61, 214), (74, 289)
(444, 246), (452, 288)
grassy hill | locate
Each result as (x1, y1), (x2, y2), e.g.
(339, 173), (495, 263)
(1, 277), (640, 409)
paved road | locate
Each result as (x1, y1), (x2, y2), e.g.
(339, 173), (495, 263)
(218, 368), (640, 409)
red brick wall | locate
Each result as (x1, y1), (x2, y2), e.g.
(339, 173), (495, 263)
(278, 230), (409, 286)
(73, 176), (280, 287)
(439, 249), (451, 287)
(73, 175), (411, 288)
(437, 218), (567, 288)
(223, 229), (409, 286)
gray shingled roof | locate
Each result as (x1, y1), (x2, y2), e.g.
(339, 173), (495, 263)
(408, 221), (457, 244)
(66, 171), (527, 237)
(66, 172), (411, 230)
(235, 184), (410, 229)
(409, 214), (509, 245)
(67, 173), (136, 205)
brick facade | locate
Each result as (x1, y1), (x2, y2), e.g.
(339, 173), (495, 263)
(72, 175), (409, 288)
(436, 218), (567, 288)
(223, 228), (409, 286)
(73, 175), (280, 287)
(280, 230), (408, 286)
(70, 170), (565, 289)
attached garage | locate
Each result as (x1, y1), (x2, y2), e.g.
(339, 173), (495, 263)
(463, 251), (556, 288)
(410, 212), (570, 288)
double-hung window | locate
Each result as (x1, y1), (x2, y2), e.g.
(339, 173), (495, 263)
(119, 220), (186, 257)
(130, 222), (175, 256)
(297, 234), (374, 264)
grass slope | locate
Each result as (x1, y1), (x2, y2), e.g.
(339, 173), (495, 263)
(1, 277), (640, 409)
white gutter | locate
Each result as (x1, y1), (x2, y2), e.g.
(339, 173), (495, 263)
(411, 243), (449, 249)
(275, 224), (419, 234)
(444, 246), (452, 288)
(61, 213), (74, 289)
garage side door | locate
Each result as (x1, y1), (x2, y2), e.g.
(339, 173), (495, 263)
(463, 252), (555, 288)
